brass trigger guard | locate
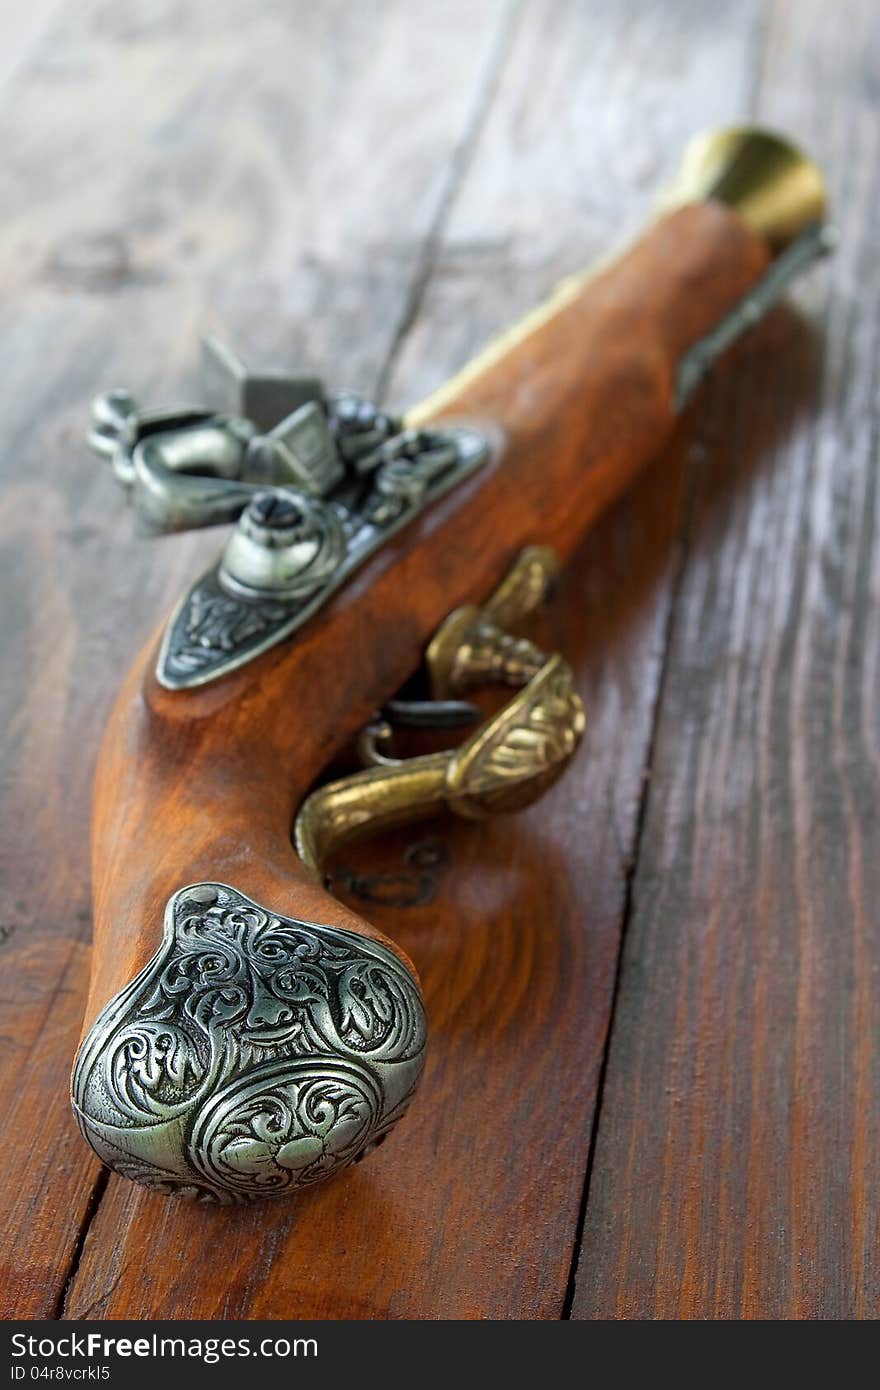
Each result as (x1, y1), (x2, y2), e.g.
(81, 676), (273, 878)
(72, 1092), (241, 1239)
(294, 547), (586, 878)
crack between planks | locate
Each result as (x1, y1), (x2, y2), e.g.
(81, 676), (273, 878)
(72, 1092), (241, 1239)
(559, 430), (709, 1319)
(559, 1), (777, 1316)
(54, 1167), (110, 1320)
(373, 0), (524, 404)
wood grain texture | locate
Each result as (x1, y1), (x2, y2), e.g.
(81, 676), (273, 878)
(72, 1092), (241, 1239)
(1, 0), (874, 1322)
(571, 0), (880, 1321)
(0, 0), (517, 1318)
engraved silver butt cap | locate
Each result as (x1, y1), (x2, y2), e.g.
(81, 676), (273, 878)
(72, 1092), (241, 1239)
(71, 883), (427, 1203)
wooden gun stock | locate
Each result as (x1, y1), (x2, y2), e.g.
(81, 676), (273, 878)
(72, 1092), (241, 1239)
(73, 130), (825, 1204)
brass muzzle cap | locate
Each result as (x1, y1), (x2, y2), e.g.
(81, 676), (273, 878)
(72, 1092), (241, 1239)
(661, 125), (828, 252)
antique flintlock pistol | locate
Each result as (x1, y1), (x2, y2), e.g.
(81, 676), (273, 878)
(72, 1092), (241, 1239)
(72, 128), (830, 1203)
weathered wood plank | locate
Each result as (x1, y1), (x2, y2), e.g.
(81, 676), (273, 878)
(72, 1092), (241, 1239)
(0, 0), (514, 1318)
(59, 0), (764, 1318)
(387, 0), (766, 409)
(572, 0), (880, 1321)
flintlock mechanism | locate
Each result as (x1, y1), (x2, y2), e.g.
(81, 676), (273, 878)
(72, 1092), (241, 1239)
(72, 128), (830, 1203)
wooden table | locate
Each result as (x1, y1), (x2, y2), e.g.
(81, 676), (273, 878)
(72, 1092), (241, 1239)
(2, 0), (877, 1320)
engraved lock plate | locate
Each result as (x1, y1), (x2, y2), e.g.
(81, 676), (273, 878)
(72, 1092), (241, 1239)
(91, 339), (490, 690)
(158, 425), (487, 688)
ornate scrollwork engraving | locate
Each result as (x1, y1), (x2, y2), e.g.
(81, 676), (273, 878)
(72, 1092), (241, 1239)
(156, 423), (488, 689)
(71, 883), (426, 1203)
(447, 655), (585, 817)
(171, 586), (290, 676)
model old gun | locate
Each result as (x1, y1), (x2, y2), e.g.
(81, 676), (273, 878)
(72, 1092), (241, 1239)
(71, 128), (829, 1203)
